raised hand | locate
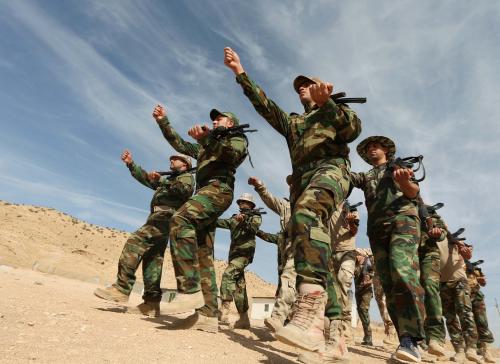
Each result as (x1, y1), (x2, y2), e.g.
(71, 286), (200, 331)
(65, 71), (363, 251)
(147, 171), (161, 182)
(188, 124), (210, 141)
(392, 167), (414, 185)
(428, 227), (442, 239)
(248, 176), (263, 188)
(152, 104), (166, 121)
(309, 82), (333, 107)
(121, 149), (133, 165)
(224, 47), (245, 75)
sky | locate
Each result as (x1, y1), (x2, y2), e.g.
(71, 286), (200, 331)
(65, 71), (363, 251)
(1, 0), (499, 340)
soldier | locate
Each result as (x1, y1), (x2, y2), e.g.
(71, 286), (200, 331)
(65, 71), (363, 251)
(372, 269), (397, 344)
(152, 104), (248, 332)
(350, 136), (425, 363)
(248, 176), (295, 332)
(225, 47), (361, 361)
(416, 200), (447, 357)
(437, 231), (482, 363)
(218, 193), (262, 329)
(466, 261), (496, 363)
(329, 200), (360, 341)
(94, 150), (194, 317)
(353, 248), (374, 346)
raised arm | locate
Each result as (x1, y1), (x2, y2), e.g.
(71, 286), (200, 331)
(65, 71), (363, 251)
(153, 104), (200, 158)
(256, 230), (279, 245)
(248, 177), (289, 217)
(349, 171), (366, 190)
(121, 150), (158, 190)
(224, 47), (290, 137)
(216, 218), (233, 230)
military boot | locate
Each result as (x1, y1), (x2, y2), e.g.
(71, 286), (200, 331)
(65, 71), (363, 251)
(465, 347), (484, 363)
(232, 311), (251, 329)
(427, 339), (446, 357)
(127, 301), (160, 317)
(341, 319), (353, 344)
(452, 346), (466, 364)
(94, 286), (129, 303)
(361, 334), (373, 346)
(172, 312), (218, 333)
(161, 290), (204, 314)
(275, 284), (327, 352)
(264, 315), (284, 333)
(219, 301), (231, 325)
(479, 343), (496, 363)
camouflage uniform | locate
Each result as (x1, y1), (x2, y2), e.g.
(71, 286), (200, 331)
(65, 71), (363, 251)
(218, 213), (262, 313)
(113, 162), (194, 301)
(351, 141), (426, 340)
(418, 210), (447, 344)
(156, 114), (248, 317)
(252, 182), (295, 323)
(437, 238), (478, 350)
(467, 268), (494, 345)
(235, 72), (361, 315)
(354, 252), (374, 341)
(372, 269), (395, 334)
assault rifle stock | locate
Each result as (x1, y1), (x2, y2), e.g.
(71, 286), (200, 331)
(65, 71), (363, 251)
(202, 124), (257, 141)
(157, 167), (197, 179)
(465, 259), (484, 276)
(387, 155), (426, 182)
(240, 207), (267, 216)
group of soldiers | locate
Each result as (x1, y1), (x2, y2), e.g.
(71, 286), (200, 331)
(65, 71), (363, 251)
(92, 47), (495, 363)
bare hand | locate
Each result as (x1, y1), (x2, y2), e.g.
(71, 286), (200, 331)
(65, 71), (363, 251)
(428, 227), (442, 239)
(392, 167), (414, 185)
(309, 82), (333, 107)
(152, 104), (166, 121)
(121, 149), (133, 165)
(148, 171), (161, 181)
(346, 212), (357, 222)
(188, 124), (210, 140)
(457, 243), (472, 260)
(248, 177), (263, 188)
(477, 276), (486, 286)
(224, 47), (245, 75)
(235, 214), (245, 222)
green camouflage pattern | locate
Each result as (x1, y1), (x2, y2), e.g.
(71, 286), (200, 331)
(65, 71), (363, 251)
(372, 269), (393, 329)
(216, 213), (262, 263)
(220, 256), (252, 313)
(157, 116), (248, 189)
(418, 212), (446, 343)
(112, 168), (194, 302)
(440, 279), (478, 349)
(196, 226), (219, 317)
(468, 272), (495, 344)
(332, 251), (356, 323)
(354, 254), (374, 339)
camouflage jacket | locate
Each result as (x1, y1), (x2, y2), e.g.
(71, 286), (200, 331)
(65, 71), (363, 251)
(350, 164), (419, 236)
(253, 182), (291, 230)
(127, 162), (194, 213)
(329, 207), (359, 252)
(157, 116), (248, 189)
(419, 212), (447, 249)
(256, 229), (287, 270)
(354, 254), (374, 289)
(217, 213), (262, 262)
(235, 73), (361, 174)
(467, 270), (481, 293)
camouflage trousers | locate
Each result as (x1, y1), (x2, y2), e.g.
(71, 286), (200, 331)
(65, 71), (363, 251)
(332, 250), (356, 324)
(290, 162), (350, 320)
(271, 256), (297, 323)
(169, 180), (233, 317)
(372, 270), (394, 334)
(471, 288), (494, 345)
(355, 284), (373, 338)
(113, 210), (171, 302)
(440, 279), (478, 349)
(369, 215), (426, 340)
(220, 256), (251, 314)
(419, 244), (446, 343)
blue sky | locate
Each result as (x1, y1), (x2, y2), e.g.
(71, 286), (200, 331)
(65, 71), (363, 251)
(1, 0), (499, 339)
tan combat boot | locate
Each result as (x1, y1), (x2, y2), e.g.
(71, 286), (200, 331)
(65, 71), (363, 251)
(172, 312), (218, 333)
(427, 339), (446, 357)
(466, 347), (484, 363)
(479, 342), (496, 363)
(453, 347), (466, 364)
(276, 284), (328, 352)
(219, 301), (231, 325)
(94, 286), (129, 303)
(161, 291), (204, 314)
(232, 311), (251, 329)
(264, 315), (284, 333)
(383, 324), (398, 345)
(127, 301), (160, 317)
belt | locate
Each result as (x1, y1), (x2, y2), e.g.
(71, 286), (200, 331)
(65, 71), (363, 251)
(292, 157), (349, 177)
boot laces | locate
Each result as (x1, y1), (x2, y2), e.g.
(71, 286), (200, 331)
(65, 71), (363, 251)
(290, 293), (321, 330)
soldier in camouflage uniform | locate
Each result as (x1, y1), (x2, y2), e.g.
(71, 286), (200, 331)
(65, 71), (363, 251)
(372, 269), (397, 344)
(350, 136), (425, 363)
(329, 201), (360, 341)
(416, 199), (447, 357)
(466, 261), (495, 363)
(94, 150), (194, 317)
(225, 47), (361, 361)
(437, 231), (482, 363)
(353, 248), (374, 346)
(248, 176), (296, 332)
(152, 105), (248, 332)
(218, 193), (262, 329)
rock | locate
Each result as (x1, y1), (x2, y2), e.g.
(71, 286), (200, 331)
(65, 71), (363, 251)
(34, 281), (43, 285)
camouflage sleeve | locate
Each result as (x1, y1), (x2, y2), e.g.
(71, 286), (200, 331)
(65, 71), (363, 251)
(349, 172), (366, 189)
(256, 230), (279, 245)
(334, 104), (362, 142)
(216, 218), (233, 230)
(235, 72), (290, 138)
(245, 214), (262, 235)
(127, 162), (158, 190)
(162, 173), (194, 200)
(212, 135), (248, 165)
(254, 183), (288, 216)
(156, 116), (200, 158)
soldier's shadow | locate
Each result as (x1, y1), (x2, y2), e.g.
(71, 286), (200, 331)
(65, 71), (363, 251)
(141, 312), (197, 330)
(221, 327), (298, 364)
(94, 306), (127, 314)
(348, 345), (390, 361)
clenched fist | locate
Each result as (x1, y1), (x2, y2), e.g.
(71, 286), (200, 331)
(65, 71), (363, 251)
(224, 47), (245, 75)
(153, 104), (166, 121)
(121, 149), (133, 165)
(310, 82), (333, 107)
(148, 171), (161, 182)
(188, 124), (210, 141)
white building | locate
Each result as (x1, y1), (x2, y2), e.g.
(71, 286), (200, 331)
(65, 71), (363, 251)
(251, 296), (275, 320)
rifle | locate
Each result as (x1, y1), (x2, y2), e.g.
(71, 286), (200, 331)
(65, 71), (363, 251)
(202, 124), (257, 141)
(465, 259), (484, 276)
(418, 202), (444, 232)
(331, 92), (367, 104)
(344, 201), (363, 213)
(387, 155), (426, 182)
(157, 167), (197, 179)
(240, 207), (267, 216)
(447, 228), (468, 246)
